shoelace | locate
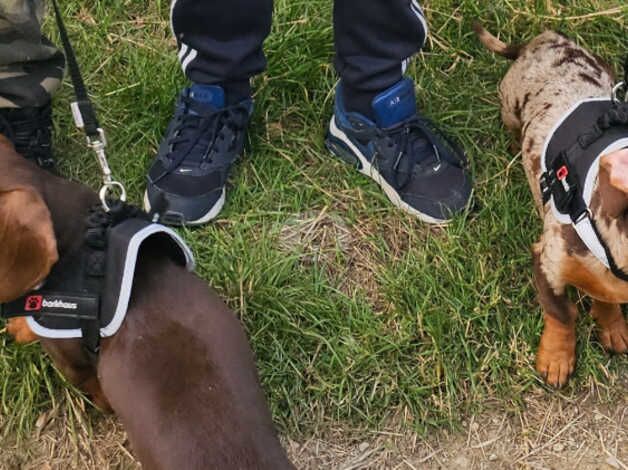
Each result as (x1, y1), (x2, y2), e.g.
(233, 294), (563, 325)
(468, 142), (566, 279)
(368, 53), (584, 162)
(374, 116), (466, 189)
(161, 96), (249, 175)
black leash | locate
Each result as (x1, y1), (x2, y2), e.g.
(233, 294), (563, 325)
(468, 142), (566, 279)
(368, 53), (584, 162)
(50, 0), (100, 139)
(50, 0), (127, 210)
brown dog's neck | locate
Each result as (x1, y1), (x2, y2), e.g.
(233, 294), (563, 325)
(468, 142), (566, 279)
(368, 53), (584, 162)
(0, 138), (98, 257)
(39, 172), (100, 256)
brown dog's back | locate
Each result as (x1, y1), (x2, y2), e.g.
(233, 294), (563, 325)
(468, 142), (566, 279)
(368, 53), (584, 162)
(99, 242), (295, 469)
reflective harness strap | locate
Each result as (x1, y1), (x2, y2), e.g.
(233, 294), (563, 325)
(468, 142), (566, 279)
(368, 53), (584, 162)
(573, 215), (610, 268)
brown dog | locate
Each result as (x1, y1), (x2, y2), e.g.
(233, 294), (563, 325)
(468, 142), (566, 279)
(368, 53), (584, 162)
(475, 25), (628, 387)
(0, 135), (294, 469)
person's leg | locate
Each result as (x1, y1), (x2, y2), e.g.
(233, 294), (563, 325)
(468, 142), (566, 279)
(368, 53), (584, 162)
(0, 0), (64, 169)
(333, 0), (427, 119)
(327, 0), (472, 223)
(145, 0), (273, 225)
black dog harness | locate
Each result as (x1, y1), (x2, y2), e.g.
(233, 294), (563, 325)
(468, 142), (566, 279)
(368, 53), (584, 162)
(1, 203), (194, 359)
(540, 97), (628, 281)
(0, 2), (196, 361)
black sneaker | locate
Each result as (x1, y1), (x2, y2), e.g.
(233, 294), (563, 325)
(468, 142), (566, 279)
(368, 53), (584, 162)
(145, 84), (253, 225)
(0, 103), (55, 170)
(325, 78), (472, 223)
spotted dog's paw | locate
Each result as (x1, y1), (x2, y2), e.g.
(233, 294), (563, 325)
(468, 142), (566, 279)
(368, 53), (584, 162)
(598, 319), (628, 354)
(536, 325), (576, 388)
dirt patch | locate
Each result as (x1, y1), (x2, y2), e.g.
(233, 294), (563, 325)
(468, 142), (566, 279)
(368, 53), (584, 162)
(3, 385), (626, 469)
(277, 208), (441, 313)
(277, 208), (388, 310)
(285, 387), (628, 469)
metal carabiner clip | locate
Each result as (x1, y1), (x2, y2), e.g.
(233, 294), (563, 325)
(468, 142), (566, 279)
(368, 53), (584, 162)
(86, 128), (128, 211)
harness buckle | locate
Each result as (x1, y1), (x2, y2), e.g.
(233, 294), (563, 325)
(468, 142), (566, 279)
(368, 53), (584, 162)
(546, 152), (578, 213)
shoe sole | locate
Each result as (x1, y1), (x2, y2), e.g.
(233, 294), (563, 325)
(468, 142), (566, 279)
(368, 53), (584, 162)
(326, 117), (449, 225)
(143, 187), (226, 226)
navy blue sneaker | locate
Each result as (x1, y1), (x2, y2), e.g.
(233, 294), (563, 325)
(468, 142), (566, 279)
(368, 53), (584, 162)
(145, 84), (252, 225)
(326, 78), (472, 223)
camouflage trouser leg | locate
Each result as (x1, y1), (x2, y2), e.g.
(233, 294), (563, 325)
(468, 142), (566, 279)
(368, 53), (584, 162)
(0, 0), (64, 108)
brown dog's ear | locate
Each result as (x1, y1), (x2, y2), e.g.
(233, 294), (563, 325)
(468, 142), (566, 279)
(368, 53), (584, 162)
(601, 149), (628, 194)
(0, 187), (58, 303)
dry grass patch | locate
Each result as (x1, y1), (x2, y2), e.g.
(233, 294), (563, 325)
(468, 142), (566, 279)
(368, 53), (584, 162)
(1, 392), (136, 470)
(276, 207), (439, 313)
(5, 384), (625, 469)
(284, 384), (628, 469)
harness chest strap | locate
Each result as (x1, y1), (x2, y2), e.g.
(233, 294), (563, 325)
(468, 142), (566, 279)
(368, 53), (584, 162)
(539, 98), (628, 282)
(2, 293), (99, 321)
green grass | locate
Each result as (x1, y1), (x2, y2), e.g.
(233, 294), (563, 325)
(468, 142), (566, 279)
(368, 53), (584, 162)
(1, 0), (627, 447)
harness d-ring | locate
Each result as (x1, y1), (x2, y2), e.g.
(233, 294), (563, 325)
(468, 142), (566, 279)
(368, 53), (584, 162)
(611, 81), (627, 104)
(99, 181), (127, 212)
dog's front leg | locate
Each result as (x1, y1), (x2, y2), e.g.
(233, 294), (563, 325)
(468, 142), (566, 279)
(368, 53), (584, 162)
(42, 340), (112, 412)
(533, 244), (577, 387)
(590, 301), (628, 353)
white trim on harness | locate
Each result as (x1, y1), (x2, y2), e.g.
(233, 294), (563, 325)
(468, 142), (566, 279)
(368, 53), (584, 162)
(573, 215), (610, 269)
(26, 224), (195, 340)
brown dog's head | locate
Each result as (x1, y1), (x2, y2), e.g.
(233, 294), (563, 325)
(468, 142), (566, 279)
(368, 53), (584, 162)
(0, 135), (58, 303)
(592, 148), (628, 275)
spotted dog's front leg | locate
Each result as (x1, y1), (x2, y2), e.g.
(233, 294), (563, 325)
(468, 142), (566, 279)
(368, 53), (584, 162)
(590, 301), (628, 353)
(533, 244), (577, 388)
(6, 317), (39, 344)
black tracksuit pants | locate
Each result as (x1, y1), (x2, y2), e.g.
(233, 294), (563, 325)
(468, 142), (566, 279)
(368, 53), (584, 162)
(171, 0), (428, 108)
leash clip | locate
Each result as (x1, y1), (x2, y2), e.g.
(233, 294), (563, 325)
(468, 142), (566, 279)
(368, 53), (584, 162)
(87, 128), (127, 211)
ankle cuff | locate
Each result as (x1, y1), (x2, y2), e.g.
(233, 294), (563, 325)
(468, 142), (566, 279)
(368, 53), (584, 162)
(220, 80), (251, 104)
(341, 84), (378, 120)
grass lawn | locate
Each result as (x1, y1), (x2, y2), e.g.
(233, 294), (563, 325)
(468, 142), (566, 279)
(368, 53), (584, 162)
(1, 0), (626, 458)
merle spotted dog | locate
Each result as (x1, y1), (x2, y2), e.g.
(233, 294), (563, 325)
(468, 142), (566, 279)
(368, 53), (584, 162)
(475, 24), (628, 387)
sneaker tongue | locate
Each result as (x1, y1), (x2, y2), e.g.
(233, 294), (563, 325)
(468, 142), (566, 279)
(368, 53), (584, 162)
(189, 84), (226, 108)
(371, 78), (417, 128)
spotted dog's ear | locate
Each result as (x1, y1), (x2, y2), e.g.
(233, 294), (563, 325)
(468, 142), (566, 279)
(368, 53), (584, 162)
(0, 187), (58, 303)
(601, 148), (628, 194)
